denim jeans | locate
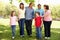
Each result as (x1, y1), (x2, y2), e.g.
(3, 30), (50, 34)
(25, 20), (32, 35)
(18, 18), (25, 35)
(36, 27), (42, 38)
(11, 25), (16, 37)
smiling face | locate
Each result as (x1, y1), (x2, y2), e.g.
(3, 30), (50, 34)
(44, 6), (47, 11)
(38, 4), (41, 9)
(19, 3), (24, 9)
(29, 2), (34, 8)
(13, 12), (15, 16)
(20, 4), (24, 9)
(44, 5), (49, 11)
(35, 12), (40, 17)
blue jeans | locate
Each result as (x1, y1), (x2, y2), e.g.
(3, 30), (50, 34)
(18, 18), (25, 35)
(36, 27), (42, 38)
(11, 25), (16, 37)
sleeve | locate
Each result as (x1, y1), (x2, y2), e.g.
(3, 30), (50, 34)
(32, 9), (35, 19)
(25, 7), (27, 16)
(42, 9), (44, 16)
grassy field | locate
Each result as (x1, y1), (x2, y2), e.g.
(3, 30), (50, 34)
(0, 18), (60, 40)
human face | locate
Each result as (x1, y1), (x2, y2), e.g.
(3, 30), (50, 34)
(44, 6), (47, 11)
(20, 5), (24, 9)
(13, 12), (15, 16)
(38, 5), (41, 9)
(29, 3), (34, 8)
(35, 13), (39, 17)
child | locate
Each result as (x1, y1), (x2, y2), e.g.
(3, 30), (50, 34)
(35, 12), (42, 39)
(10, 11), (17, 39)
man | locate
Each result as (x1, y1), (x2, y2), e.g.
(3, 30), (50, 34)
(36, 4), (44, 17)
(25, 2), (34, 36)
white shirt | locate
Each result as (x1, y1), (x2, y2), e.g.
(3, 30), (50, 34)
(18, 9), (25, 19)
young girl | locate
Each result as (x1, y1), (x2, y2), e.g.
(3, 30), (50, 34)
(35, 12), (42, 39)
(10, 11), (17, 39)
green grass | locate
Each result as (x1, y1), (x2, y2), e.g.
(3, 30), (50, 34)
(0, 18), (60, 40)
(0, 25), (60, 40)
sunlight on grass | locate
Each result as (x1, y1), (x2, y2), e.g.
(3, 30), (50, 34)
(0, 31), (3, 33)
(51, 20), (60, 28)
(1, 39), (7, 40)
(4, 30), (8, 32)
(51, 30), (60, 33)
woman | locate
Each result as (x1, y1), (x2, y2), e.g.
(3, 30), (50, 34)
(18, 3), (25, 37)
(43, 5), (52, 39)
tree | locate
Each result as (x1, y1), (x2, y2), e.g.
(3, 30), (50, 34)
(25, 0), (35, 3)
(10, 0), (12, 4)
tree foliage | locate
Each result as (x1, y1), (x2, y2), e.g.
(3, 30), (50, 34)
(51, 5), (60, 19)
(0, 0), (60, 19)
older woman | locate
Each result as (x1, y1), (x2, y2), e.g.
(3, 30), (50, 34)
(43, 5), (52, 39)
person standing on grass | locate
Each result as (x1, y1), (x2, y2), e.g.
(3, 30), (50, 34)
(18, 3), (25, 37)
(25, 2), (34, 37)
(34, 12), (42, 39)
(43, 5), (52, 39)
(36, 4), (44, 17)
(10, 11), (17, 39)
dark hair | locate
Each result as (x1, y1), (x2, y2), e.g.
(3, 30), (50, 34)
(35, 12), (40, 17)
(19, 3), (24, 9)
(29, 2), (33, 6)
(38, 4), (41, 6)
(44, 5), (49, 10)
(11, 11), (15, 17)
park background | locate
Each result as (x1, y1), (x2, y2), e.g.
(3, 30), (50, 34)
(0, 0), (60, 40)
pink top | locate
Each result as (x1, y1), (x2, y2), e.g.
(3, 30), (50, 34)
(10, 16), (17, 25)
(44, 10), (52, 21)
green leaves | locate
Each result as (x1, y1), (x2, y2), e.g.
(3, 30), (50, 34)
(25, 0), (35, 3)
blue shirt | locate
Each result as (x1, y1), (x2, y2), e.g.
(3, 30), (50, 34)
(25, 7), (34, 20)
(36, 9), (44, 16)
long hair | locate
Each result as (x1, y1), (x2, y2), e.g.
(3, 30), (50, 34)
(19, 3), (24, 9)
(11, 11), (15, 17)
(44, 5), (49, 10)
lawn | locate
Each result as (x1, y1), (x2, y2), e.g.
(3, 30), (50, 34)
(0, 18), (60, 40)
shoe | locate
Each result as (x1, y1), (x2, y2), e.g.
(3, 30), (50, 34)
(47, 37), (50, 39)
(12, 37), (15, 39)
(45, 37), (48, 39)
(20, 35), (24, 37)
(29, 35), (32, 37)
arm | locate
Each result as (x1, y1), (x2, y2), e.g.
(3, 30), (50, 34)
(33, 18), (35, 27)
(32, 10), (35, 19)
(40, 17), (43, 27)
(16, 16), (18, 22)
(43, 10), (51, 17)
(18, 9), (20, 20)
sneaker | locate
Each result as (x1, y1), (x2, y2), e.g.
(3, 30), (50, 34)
(20, 35), (24, 37)
(47, 37), (50, 39)
(12, 37), (15, 39)
(45, 37), (48, 39)
(29, 35), (32, 37)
